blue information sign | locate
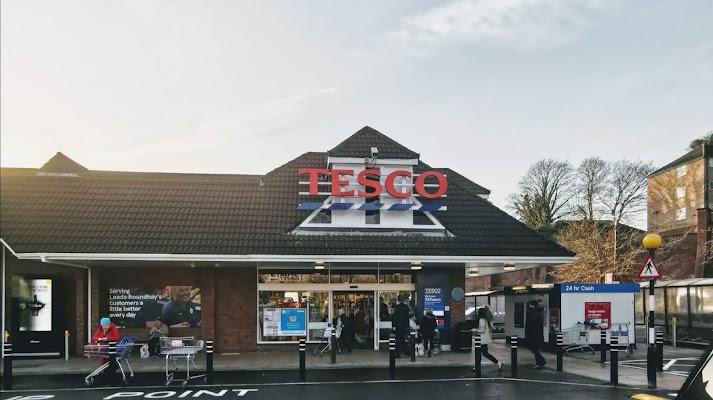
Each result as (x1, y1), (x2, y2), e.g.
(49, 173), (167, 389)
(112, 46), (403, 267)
(280, 308), (307, 335)
(560, 284), (640, 293)
(424, 288), (444, 315)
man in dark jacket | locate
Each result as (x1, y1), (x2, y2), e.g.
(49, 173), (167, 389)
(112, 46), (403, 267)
(525, 300), (546, 368)
(393, 295), (410, 357)
(419, 308), (438, 357)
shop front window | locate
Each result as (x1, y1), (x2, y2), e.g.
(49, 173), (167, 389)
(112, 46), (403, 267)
(378, 290), (416, 341)
(330, 272), (377, 284)
(258, 273), (328, 284)
(378, 272), (413, 284)
(690, 286), (713, 329)
(258, 290), (328, 342)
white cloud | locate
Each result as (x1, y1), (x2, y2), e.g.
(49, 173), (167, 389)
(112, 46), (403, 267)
(384, 0), (620, 56)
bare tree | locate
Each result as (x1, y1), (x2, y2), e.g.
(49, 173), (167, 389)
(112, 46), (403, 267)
(508, 159), (575, 229)
(571, 157), (609, 221)
(601, 160), (655, 224)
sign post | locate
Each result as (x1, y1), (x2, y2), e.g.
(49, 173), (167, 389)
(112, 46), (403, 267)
(640, 234), (663, 390)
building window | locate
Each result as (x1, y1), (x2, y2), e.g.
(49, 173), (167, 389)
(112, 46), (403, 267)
(676, 165), (687, 177)
(258, 290), (329, 342)
(675, 187), (686, 199)
(413, 211), (435, 225)
(310, 210), (332, 224)
(675, 208), (686, 221)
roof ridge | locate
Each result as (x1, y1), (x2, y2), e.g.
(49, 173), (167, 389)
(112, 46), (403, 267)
(327, 126), (420, 159)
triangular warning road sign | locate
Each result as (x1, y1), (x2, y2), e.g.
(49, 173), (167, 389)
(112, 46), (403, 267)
(638, 255), (662, 280)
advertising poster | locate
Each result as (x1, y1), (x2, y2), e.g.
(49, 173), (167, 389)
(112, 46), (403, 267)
(424, 288), (445, 317)
(19, 279), (53, 332)
(584, 302), (611, 330)
(262, 308), (307, 336)
(108, 286), (201, 328)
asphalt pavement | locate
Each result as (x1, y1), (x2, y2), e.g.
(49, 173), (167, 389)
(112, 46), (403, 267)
(2, 366), (678, 400)
(1, 378), (675, 400)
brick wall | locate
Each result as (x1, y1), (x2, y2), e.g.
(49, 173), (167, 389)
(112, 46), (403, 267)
(449, 267), (465, 329)
(215, 268), (257, 352)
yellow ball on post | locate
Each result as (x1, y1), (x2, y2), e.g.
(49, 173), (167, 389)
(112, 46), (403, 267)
(642, 233), (662, 250)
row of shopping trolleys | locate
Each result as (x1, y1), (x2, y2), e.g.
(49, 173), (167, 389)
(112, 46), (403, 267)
(83, 336), (206, 388)
(561, 322), (634, 357)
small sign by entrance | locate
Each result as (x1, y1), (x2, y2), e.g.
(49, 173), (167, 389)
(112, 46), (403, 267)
(638, 255), (662, 280)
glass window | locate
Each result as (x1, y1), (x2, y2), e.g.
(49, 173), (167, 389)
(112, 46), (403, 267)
(258, 290), (328, 342)
(690, 286), (713, 329)
(258, 273), (328, 284)
(378, 272), (413, 284)
(634, 290), (645, 324)
(310, 210), (332, 224)
(666, 287), (689, 327)
(413, 211), (435, 225)
(330, 272), (378, 284)
(654, 289), (666, 324)
(378, 290), (416, 341)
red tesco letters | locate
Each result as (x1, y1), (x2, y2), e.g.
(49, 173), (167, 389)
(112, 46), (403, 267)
(299, 168), (447, 198)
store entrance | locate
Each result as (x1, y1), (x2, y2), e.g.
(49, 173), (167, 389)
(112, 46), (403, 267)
(332, 291), (375, 350)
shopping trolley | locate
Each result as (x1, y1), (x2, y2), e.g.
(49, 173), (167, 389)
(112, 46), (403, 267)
(313, 326), (342, 357)
(83, 336), (137, 386)
(562, 323), (595, 355)
(610, 322), (634, 357)
(160, 336), (206, 388)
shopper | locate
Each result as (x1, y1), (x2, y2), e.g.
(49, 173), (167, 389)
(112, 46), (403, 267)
(525, 300), (547, 369)
(148, 317), (169, 357)
(336, 308), (353, 352)
(91, 317), (120, 366)
(392, 295), (410, 358)
(472, 307), (503, 371)
(419, 308), (437, 357)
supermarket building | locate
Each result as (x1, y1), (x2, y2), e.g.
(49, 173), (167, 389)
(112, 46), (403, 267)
(0, 126), (575, 357)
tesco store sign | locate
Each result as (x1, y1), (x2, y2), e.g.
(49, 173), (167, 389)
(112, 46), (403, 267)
(298, 168), (448, 199)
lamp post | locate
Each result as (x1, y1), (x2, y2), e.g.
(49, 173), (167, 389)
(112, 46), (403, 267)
(642, 233), (662, 389)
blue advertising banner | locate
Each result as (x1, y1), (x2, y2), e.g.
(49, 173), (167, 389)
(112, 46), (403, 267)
(279, 308), (307, 336)
(560, 284), (640, 293)
(424, 287), (444, 317)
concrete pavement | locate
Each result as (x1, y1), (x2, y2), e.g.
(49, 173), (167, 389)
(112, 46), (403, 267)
(1, 340), (700, 391)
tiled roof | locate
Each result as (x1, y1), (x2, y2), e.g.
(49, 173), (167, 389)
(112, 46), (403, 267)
(328, 126), (420, 160)
(650, 145), (708, 177)
(0, 130), (571, 258)
(40, 152), (89, 174)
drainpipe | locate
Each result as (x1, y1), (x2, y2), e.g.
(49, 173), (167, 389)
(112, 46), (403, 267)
(2, 245), (6, 353)
(40, 258), (92, 347)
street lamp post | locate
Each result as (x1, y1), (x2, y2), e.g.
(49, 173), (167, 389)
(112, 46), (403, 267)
(642, 233), (662, 389)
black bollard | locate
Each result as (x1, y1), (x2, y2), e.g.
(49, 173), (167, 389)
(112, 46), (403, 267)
(299, 338), (306, 382)
(510, 335), (518, 379)
(656, 330), (664, 372)
(610, 336), (619, 386)
(109, 341), (119, 385)
(556, 333), (564, 372)
(206, 340), (214, 384)
(600, 329), (607, 363)
(410, 331), (416, 363)
(3, 342), (12, 390)
(389, 334), (396, 380)
(330, 325), (337, 365)
(473, 334), (482, 377)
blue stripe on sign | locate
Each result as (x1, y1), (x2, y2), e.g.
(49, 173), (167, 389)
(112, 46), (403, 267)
(358, 202), (383, 211)
(419, 204), (443, 212)
(329, 203), (354, 210)
(298, 202), (323, 210)
(388, 204), (413, 211)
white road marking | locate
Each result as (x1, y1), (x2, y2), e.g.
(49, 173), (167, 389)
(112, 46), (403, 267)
(663, 359), (677, 370)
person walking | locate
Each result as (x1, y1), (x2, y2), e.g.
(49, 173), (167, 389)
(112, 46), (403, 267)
(525, 300), (546, 369)
(336, 308), (353, 352)
(419, 308), (437, 357)
(472, 307), (503, 371)
(392, 294), (410, 358)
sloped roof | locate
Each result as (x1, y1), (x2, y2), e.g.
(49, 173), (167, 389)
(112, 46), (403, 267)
(650, 145), (708, 177)
(40, 152), (89, 174)
(0, 129), (571, 258)
(328, 126), (420, 160)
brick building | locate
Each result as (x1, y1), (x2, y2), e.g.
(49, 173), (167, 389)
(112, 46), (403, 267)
(648, 144), (713, 279)
(0, 126), (574, 358)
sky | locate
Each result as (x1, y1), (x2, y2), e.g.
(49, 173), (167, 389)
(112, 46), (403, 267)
(2, 0), (712, 228)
